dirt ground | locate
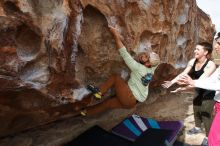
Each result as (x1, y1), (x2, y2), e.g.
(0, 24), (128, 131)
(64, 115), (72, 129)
(0, 90), (207, 146)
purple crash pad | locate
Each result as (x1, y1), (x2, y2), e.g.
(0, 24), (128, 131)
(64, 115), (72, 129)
(112, 114), (183, 145)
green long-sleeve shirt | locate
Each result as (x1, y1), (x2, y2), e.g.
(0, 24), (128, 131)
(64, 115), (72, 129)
(119, 47), (157, 102)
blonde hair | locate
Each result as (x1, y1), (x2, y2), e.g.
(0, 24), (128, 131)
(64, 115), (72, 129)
(149, 52), (160, 66)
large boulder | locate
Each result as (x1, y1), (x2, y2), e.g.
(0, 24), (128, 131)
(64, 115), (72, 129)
(0, 0), (215, 137)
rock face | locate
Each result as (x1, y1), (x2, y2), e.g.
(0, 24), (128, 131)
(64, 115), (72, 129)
(0, 0), (215, 137)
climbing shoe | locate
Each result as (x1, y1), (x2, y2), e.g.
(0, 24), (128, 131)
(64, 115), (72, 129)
(86, 85), (102, 99)
(80, 109), (87, 116)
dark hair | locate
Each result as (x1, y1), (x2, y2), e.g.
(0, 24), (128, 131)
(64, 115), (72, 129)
(197, 42), (213, 55)
(215, 32), (220, 40)
(135, 52), (149, 64)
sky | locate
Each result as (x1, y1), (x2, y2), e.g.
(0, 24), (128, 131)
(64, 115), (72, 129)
(196, 0), (220, 32)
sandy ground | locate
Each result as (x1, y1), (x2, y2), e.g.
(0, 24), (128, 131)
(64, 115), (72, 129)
(0, 91), (208, 146)
(137, 91), (207, 146)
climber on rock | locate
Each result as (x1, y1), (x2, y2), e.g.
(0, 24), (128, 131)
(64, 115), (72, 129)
(76, 26), (160, 116)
